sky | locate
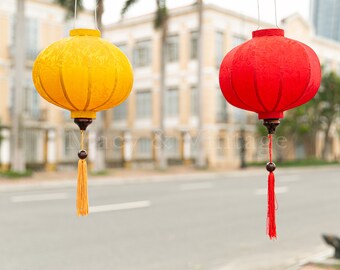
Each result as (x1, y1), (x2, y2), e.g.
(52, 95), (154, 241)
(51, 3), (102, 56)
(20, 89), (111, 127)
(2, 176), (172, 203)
(84, 0), (311, 26)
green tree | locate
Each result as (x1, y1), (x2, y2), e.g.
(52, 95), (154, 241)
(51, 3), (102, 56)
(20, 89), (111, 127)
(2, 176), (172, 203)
(121, 0), (169, 169)
(260, 70), (340, 160)
(314, 71), (340, 159)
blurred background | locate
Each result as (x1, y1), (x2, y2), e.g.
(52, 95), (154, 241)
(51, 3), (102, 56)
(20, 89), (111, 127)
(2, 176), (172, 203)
(0, 0), (340, 269)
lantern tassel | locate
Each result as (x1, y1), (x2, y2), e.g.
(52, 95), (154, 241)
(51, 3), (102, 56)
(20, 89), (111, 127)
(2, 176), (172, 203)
(266, 134), (277, 239)
(77, 130), (89, 216)
(267, 171), (276, 239)
(77, 159), (88, 216)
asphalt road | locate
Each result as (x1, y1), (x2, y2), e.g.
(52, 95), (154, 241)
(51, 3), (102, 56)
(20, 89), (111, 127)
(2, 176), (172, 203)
(1, 167), (340, 270)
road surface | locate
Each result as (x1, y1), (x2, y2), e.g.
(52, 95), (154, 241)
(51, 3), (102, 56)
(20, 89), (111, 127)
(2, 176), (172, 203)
(1, 167), (340, 270)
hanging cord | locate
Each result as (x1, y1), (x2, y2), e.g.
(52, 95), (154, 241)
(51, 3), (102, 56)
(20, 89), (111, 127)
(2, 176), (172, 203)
(269, 134), (272, 163)
(80, 130), (84, 149)
(77, 130), (89, 216)
(257, 0), (261, 30)
(274, 0), (279, 28)
(266, 134), (276, 239)
(257, 0), (279, 30)
(73, 0), (78, 29)
(94, 0), (99, 30)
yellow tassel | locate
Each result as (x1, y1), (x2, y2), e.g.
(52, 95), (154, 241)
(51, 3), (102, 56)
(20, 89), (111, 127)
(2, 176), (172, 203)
(77, 159), (88, 216)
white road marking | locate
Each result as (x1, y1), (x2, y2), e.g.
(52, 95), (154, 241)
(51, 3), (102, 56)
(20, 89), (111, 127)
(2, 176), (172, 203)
(255, 186), (288, 195)
(179, 182), (213, 191)
(89, 200), (151, 213)
(11, 192), (68, 203)
(279, 175), (301, 183)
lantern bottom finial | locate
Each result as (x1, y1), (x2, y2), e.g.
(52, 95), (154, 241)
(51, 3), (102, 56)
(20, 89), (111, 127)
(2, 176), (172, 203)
(74, 118), (93, 131)
(263, 119), (280, 135)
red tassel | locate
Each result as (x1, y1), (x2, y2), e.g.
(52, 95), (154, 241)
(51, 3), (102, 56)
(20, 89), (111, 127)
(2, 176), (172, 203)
(266, 134), (277, 239)
(267, 171), (276, 239)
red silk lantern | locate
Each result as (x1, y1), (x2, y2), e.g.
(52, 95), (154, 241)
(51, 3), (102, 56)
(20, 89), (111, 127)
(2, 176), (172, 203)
(219, 29), (321, 239)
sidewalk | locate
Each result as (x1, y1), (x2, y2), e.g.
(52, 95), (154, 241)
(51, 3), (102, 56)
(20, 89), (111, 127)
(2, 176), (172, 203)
(1, 165), (339, 189)
(0, 165), (265, 190)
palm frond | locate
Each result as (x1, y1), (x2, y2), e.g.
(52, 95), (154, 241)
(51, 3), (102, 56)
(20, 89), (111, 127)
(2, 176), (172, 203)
(121, 0), (140, 18)
(154, 5), (167, 29)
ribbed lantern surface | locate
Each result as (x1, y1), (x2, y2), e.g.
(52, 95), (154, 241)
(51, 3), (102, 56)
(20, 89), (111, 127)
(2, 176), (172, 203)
(32, 28), (133, 119)
(219, 29), (321, 120)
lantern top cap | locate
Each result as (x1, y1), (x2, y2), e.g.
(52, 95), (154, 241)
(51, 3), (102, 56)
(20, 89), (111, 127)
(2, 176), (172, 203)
(252, 28), (284, 38)
(70, 28), (101, 37)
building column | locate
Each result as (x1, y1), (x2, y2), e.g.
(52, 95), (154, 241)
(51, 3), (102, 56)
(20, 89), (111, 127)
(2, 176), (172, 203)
(123, 131), (132, 168)
(182, 131), (191, 165)
(0, 128), (10, 171)
(46, 129), (57, 171)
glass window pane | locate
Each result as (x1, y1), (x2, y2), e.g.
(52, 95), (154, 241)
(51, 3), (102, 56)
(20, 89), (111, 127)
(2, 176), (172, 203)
(191, 85), (198, 116)
(166, 35), (179, 62)
(165, 88), (179, 117)
(190, 31), (198, 60)
(215, 31), (224, 67)
(113, 102), (127, 121)
(136, 91), (152, 119)
(133, 40), (151, 67)
(137, 137), (152, 158)
(165, 137), (180, 157)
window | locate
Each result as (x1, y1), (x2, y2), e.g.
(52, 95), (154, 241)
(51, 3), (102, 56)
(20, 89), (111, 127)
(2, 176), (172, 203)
(116, 43), (128, 55)
(190, 136), (199, 158)
(232, 35), (247, 48)
(137, 137), (152, 158)
(63, 110), (71, 121)
(24, 86), (40, 120)
(113, 101), (127, 121)
(216, 92), (228, 122)
(25, 129), (39, 163)
(166, 35), (179, 62)
(136, 91), (152, 119)
(165, 137), (180, 158)
(190, 85), (198, 116)
(233, 107), (247, 124)
(11, 16), (39, 60)
(323, 58), (332, 73)
(216, 137), (226, 158)
(215, 31), (224, 67)
(190, 31), (198, 59)
(64, 130), (80, 158)
(112, 136), (124, 160)
(165, 88), (179, 117)
(133, 40), (151, 67)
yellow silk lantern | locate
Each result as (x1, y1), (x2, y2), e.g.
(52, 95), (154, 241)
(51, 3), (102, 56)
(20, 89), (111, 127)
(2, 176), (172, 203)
(32, 29), (134, 216)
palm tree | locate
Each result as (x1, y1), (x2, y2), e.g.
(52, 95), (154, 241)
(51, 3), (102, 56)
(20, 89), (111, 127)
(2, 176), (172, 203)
(11, 0), (26, 172)
(54, 0), (106, 172)
(121, 0), (169, 169)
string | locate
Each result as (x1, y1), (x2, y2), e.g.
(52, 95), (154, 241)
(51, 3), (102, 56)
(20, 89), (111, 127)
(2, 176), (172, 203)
(274, 0), (279, 28)
(74, 0), (78, 29)
(269, 134), (272, 162)
(257, 0), (261, 30)
(80, 130), (84, 150)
